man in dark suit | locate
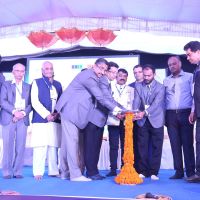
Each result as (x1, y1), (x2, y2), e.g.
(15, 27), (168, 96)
(133, 64), (165, 180)
(0, 63), (31, 179)
(55, 58), (122, 181)
(129, 64), (143, 173)
(184, 41), (200, 183)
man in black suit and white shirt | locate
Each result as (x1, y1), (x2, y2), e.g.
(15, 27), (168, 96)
(83, 61), (120, 180)
(184, 41), (200, 183)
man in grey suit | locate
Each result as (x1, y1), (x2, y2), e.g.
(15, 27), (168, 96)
(55, 58), (122, 181)
(133, 64), (165, 180)
(83, 61), (120, 180)
(0, 63), (31, 179)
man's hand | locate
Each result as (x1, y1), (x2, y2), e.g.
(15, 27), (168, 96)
(13, 111), (25, 122)
(116, 113), (125, 120)
(134, 111), (145, 120)
(189, 112), (196, 124)
(52, 112), (59, 121)
(46, 114), (55, 122)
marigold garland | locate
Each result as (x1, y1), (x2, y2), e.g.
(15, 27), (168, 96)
(115, 112), (143, 185)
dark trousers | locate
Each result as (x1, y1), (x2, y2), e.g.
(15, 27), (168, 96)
(83, 122), (104, 176)
(166, 109), (195, 177)
(137, 119), (164, 176)
(196, 118), (200, 176)
(108, 121), (125, 171)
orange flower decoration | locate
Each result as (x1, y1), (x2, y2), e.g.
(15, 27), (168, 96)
(115, 112), (143, 185)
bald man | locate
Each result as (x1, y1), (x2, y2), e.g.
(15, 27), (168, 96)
(30, 61), (62, 180)
(0, 63), (31, 179)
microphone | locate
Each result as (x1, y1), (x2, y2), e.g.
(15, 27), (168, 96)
(145, 192), (159, 199)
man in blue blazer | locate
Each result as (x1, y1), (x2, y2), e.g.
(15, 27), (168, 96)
(0, 63), (31, 179)
(133, 64), (165, 180)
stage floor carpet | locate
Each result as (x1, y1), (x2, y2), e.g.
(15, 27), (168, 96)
(0, 166), (200, 200)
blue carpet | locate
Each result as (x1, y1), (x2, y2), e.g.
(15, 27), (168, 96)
(0, 166), (200, 200)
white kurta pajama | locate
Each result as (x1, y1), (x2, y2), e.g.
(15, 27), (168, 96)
(31, 80), (61, 176)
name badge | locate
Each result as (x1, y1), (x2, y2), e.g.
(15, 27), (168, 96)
(50, 89), (57, 100)
(17, 99), (25, 110)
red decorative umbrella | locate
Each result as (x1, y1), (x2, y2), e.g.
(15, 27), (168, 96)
(56, 27), (86, 45)
(87, 28), (117, 46)
(27, 31), (58, 48)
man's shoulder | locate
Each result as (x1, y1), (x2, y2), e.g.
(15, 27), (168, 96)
(34, 77), (43, 84)
(23, 81), (30, 86)
(154, 80), (165, 92)
(135, 81), (143, 88)
(77, 68), (97, 80)
(129, 82), (135, 88)
(126, 84), (134, 90)
(22, 82), (31, 91)
(2, 80), (12, 87)
(53, 79), (62, 86)
(99, 75), (108, 84)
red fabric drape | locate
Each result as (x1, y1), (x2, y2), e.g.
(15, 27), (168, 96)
(87, 28), (116, 46)
(27, 31), (58, 48)
(56, 27), (86, 44)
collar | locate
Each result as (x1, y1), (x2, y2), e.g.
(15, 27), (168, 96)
(12, 79), (23, 86)
(106, 76), (111, 84)
(169, 70), (184, 78)
(142, 79), (156, 87)
(116, 83), (126, 89)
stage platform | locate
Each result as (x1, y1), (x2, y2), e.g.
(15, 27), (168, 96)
(0, 166), (200, 200)
(1, 196), (134, 200)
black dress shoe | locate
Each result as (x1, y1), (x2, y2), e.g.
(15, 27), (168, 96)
(88, 174), (105, 180)
(3, 175), (12, 179)
(106, 171), (117, 177)
(186, 174), (200, 183)
(13, 175), (23, 179)
(169, 174), (184, 179)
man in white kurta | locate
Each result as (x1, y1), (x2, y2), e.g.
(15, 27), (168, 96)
(31, 61), (62, 180)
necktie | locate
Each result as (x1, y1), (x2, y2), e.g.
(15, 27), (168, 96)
(145, 84), (151, 105)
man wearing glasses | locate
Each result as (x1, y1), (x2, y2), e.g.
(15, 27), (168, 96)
(55, 58), (122, 181)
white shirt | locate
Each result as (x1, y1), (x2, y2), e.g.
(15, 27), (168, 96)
(107, 83), (134, 126)
(12, 80), (25, 111)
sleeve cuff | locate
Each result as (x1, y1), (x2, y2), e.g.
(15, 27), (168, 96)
(12, 109), (17, 115)
(112, 106), (122, 115)
(21, 111), (26, 116)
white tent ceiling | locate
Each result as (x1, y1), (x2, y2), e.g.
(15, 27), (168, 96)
(0, 0), (199, 57)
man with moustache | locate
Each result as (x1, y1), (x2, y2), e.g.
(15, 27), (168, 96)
(164, 56), (195, 180)
(106, 68), (134, 176)
(184, 41), (200, 183)
(133, 64), (165, 180)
